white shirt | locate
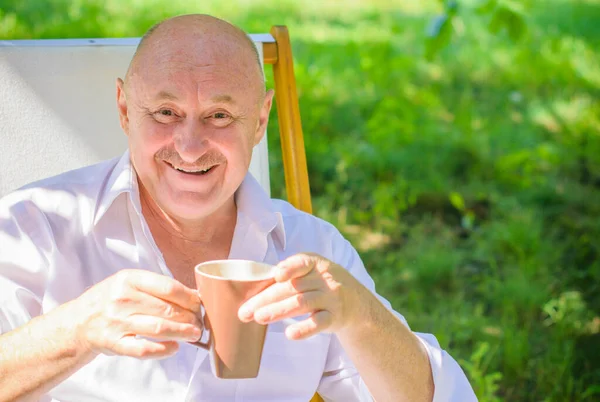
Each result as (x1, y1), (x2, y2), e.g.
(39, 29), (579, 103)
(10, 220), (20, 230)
(0, 152), (476, 402)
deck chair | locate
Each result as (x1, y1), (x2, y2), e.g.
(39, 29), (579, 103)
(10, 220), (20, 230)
(0, 26), (323, 402)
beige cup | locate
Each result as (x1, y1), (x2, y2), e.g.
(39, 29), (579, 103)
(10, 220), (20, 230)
(190, 259), (275, 379)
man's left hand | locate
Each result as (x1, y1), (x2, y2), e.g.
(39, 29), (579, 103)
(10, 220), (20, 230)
(238, 253), (365, 340)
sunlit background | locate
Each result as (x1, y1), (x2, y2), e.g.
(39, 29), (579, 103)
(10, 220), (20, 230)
(1, 0), (599, 400)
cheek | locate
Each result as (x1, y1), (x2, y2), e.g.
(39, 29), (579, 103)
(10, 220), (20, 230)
(130, 120), (172, 156)
(127, 121), (174, 182)
(209, 126), (253, 154)
(226, 133), (255, 167)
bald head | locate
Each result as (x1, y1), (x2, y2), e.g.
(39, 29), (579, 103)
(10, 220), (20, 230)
(115, 14), (276, 225)
(124, 14), (264, 97)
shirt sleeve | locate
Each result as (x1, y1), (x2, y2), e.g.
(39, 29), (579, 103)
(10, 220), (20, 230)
(316, 231), (477, 401)
(315, 334), (374, 402)
(0, 197), (52, 335)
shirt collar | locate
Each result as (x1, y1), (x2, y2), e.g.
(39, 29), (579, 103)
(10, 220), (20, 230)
(93, 151), (137, 226)
(234, 173), (286, 251)
(93, 151), (286, 250)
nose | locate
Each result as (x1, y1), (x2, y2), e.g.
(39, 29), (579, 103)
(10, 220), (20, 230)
(173, 120), (209, 163)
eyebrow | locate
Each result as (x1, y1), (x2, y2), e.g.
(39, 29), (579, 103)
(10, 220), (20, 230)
(152, 91), (235, 105)
(210, 94), (235, 104)
(154, 90), (179, 101)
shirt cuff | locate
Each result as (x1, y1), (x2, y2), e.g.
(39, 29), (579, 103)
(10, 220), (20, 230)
(415, 333), (478, 402)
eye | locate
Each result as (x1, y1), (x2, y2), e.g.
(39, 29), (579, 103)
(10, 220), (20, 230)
(153, 108), (179, 123)
(208, 111), (233, 127)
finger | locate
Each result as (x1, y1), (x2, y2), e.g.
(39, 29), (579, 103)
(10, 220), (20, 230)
(238, 272), (325, 322)
(113, 336), (180, 360)
(288, 272), (326, 293)
(275, 254), (317, 282)
(118, 291), (202, 328)
(238, 282), (289, 322)
(285, 310), (333, 340)
(124, 270), (201, 313)
(126, 315), (202, 342)
(253, 290), (323, 325)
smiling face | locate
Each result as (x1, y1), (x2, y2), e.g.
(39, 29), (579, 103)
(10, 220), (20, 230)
(116, 15), (273, 223)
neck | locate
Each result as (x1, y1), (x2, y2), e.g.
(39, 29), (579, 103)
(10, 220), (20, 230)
(139, 186), (237, 247)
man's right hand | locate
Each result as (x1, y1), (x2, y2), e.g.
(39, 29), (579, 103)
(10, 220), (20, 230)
(69, 269), (202, 360)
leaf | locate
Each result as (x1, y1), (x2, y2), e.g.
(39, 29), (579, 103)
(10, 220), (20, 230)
(449, 191), (466, 212)
(500, 0), (526, 15)
(475, 0), (498, 15)
(488, 8), (504, 34)
(462, 211), (476, 231)
(426, 14), (449, 38)
(505, 8), (527, 41)
(582, 385), (600, 399)
(488, 5), (527, 41)
(425, 14), (453, 60)
(445, 0), (459, 16)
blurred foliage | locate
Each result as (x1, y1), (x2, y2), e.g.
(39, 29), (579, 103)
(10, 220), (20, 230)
(2, 0), (600, 400)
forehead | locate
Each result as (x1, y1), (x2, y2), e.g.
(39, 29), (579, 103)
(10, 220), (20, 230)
(129, 39), (263, 103)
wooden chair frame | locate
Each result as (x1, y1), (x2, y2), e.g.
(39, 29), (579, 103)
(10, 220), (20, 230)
(264, 26), (322, 402)
(263, 26), (312, 215)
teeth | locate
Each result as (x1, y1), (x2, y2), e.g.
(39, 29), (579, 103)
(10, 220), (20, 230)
(175, 166), (211, 173)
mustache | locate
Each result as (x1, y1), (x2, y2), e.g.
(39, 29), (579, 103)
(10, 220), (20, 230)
(155, 148), (226, 168)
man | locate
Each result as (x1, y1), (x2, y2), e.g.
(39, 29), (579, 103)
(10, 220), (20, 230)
(0, 14), (475, 402)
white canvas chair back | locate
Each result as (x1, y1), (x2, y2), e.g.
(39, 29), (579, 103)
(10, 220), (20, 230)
(0, 36), (271, 197)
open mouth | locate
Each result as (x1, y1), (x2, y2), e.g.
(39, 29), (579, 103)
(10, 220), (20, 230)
(168, 162), (215, 176)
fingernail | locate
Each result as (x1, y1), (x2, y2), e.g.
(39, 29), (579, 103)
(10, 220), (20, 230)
(190, 327), (202, 341)
(238, 306), (252, 322)
(285, 326), (298, 340)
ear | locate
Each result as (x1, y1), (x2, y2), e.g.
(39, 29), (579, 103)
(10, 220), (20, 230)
(253, 89), (275, 146)
(116, 78), (129, 135)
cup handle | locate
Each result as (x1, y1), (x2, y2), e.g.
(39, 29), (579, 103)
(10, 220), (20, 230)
(189, 330), (211, 350)
(189, 306), (212, 350)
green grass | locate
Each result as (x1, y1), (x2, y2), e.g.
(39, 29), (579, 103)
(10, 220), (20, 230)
(2, 0), (600, 400)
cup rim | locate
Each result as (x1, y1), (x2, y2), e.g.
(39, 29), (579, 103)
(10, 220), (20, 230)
(194, 259), (275, 282)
